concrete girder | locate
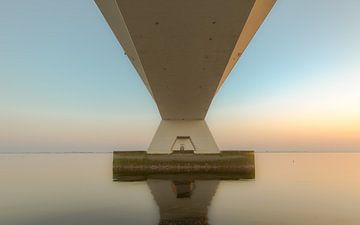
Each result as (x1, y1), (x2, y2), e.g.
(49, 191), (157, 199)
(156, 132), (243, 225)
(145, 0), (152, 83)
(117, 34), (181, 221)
(95, 0), (276, 120)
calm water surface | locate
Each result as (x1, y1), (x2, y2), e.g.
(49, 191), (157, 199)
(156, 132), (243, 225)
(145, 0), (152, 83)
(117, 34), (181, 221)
(0, 153), (360, 225)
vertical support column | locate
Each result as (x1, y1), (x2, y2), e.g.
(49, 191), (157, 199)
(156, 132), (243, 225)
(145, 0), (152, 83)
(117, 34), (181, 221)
(148, 120), (219, 154)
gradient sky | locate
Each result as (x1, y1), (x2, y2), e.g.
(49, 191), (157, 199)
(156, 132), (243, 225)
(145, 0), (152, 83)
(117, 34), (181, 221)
(1, 0), (359, 152)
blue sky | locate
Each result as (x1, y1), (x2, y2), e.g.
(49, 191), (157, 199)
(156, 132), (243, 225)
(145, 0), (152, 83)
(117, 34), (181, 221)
(1, 0), (359, 152)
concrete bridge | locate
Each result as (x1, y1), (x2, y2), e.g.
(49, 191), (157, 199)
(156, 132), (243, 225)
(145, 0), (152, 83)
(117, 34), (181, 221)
(95, 0), (276, 153)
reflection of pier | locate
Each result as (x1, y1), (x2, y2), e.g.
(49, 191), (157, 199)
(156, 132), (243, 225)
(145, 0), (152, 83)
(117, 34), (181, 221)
(148, 179), (219, 225)
(113, 154), (255, 225)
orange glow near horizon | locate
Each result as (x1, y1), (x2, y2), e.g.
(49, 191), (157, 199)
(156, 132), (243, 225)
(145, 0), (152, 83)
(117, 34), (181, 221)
(210, 67), (360, 151)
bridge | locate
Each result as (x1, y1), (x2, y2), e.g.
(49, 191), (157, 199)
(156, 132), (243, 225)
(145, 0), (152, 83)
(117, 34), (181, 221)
(95, 0), (276, 153)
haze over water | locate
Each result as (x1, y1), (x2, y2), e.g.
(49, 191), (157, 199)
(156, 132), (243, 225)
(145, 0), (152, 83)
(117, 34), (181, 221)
(1, 152), (359, 225)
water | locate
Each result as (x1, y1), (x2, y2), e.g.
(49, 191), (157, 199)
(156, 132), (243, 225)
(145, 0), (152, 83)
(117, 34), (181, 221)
(0, 153), (360, 225)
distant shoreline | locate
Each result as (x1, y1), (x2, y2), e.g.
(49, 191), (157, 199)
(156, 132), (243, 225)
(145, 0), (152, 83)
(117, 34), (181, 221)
(0, 151), (360, 154)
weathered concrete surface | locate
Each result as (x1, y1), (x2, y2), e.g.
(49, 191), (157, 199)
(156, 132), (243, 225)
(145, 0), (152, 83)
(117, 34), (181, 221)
(113, 151), (255, 180)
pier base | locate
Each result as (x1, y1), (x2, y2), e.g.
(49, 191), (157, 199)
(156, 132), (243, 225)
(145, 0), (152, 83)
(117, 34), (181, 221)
(113, 151), (255, 181)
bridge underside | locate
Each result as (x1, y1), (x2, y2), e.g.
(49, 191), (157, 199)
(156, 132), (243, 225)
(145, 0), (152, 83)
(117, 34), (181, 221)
(95, 0), (276, 153)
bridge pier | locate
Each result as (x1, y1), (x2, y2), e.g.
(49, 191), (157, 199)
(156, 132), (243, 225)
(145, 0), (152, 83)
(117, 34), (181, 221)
(95, 0), (275, 171)
(148, 120), (219, 154)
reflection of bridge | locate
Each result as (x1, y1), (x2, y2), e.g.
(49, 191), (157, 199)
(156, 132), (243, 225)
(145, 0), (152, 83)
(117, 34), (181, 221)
(96, 0), (276, 153)
(113, 162), (255, 225)
(148, 179), (219, 225)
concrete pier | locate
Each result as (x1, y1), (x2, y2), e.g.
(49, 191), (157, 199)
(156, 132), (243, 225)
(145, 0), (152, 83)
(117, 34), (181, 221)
(113, 151), (255, 181)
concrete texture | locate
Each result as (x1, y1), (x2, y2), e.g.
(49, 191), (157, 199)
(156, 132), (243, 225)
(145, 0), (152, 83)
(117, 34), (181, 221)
(148, 120), (219, 154)
(112, 151), (255, 178)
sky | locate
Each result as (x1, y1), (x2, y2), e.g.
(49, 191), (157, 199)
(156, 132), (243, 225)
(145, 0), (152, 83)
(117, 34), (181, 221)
(0, 0), (359, 152)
